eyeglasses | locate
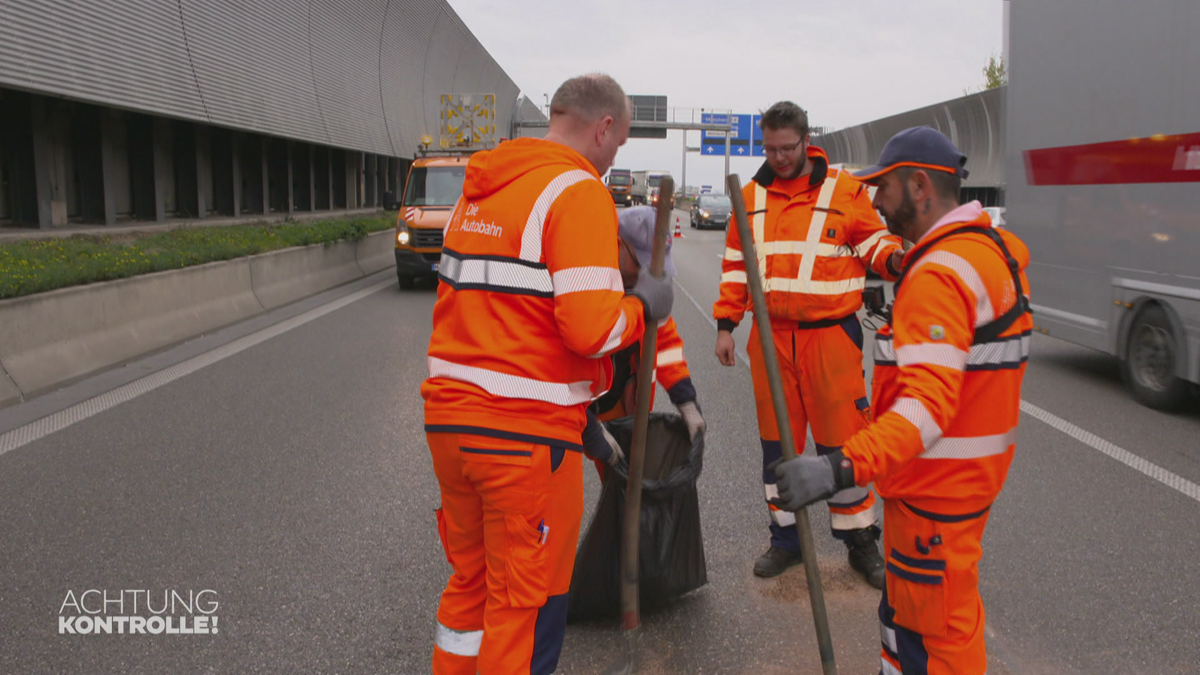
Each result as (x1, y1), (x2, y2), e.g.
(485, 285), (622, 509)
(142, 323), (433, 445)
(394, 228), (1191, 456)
(619, 237), (640, 265)
(762, 140), (804, 157)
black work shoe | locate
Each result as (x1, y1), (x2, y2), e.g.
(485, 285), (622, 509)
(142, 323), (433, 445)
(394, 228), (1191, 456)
(846, 525), (886, 590)
(753, 545), (804, 578)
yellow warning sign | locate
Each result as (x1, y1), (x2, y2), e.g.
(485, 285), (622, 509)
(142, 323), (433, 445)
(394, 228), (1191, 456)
(440, 94), (496, 149)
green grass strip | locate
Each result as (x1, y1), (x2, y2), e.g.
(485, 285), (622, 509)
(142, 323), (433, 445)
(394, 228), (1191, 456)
(0, 214), (396, 300)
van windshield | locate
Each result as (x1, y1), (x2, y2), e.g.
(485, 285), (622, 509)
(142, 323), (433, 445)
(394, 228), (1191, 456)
(403, 166), (466, 207)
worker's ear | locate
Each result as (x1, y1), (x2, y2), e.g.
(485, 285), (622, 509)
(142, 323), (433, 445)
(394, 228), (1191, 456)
(596, 115), (614, 147)
(908, 169), (933, 203)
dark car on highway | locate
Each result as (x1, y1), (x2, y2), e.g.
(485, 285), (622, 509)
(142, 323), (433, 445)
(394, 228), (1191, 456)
(689, 193), (732, 230)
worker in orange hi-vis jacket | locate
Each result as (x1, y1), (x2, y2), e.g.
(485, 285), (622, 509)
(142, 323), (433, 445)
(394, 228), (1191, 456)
(584, 206), (706, 478)
(770, 126), (1033, 675)
(422, 73), (675, 675)
(713, 101), (904, 587)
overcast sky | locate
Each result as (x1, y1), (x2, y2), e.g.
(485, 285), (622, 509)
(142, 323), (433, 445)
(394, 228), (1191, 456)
(446, 0), (1005, 191)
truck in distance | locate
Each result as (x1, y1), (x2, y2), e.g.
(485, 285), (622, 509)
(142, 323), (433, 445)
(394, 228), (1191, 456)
(607, 168), (633, 206)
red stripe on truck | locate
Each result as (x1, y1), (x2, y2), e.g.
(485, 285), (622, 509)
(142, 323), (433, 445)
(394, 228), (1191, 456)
(1023, 132), (1200, 186)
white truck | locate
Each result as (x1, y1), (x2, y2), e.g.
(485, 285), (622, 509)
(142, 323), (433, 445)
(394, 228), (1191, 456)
(629, 170), (671, 206)
(1005, 0), (1200, 409)
(629, 170), (649, 205)
(646, 171), (672, 206)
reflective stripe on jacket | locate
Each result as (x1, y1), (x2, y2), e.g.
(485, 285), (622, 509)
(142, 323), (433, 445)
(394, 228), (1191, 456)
(714, 147), (902, 326)
(589, 317), (694, 421)
(654, 317), (691, 393)
(843, 206), (1033, 515)
(423, 138), (646, 446)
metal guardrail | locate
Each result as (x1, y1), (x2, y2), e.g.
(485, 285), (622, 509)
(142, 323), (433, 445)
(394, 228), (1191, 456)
(514, 106), (733, 132)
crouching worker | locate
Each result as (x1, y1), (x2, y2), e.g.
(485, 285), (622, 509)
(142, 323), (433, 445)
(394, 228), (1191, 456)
(583, 206), (706, 477)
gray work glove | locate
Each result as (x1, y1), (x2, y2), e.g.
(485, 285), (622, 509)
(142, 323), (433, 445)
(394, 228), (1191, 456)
(601, 424), (625, 467)
(628, 266), (674, 322)
(768, 450), (856, 512)
(676, 400), (706, 442)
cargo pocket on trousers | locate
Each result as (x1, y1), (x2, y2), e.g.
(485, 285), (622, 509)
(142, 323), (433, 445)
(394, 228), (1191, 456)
(434, 508), (454, 566)
(885, 549), (949, 638)
(504, 513), (550, 608)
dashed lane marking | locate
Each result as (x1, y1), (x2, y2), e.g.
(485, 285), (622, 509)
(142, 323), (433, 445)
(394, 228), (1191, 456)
(674, 273), (1200, 505)
(673, 278), (750, 367)
(1020, 400), (1200, 504)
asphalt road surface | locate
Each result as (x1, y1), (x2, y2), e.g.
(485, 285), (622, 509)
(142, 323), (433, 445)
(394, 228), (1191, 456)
(2, 211), (1198, 674)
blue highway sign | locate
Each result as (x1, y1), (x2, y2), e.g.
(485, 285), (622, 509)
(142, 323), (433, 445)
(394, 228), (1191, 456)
(701, 113), (759, 157)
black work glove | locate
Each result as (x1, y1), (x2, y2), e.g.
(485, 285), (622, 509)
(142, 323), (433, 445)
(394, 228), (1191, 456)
(581, 410), (623, 466)
(768, 450), (856, 512)
(628, 266), (674, 322)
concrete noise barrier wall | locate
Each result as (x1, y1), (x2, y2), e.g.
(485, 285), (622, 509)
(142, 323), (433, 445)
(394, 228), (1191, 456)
(0, 230), (395, 408)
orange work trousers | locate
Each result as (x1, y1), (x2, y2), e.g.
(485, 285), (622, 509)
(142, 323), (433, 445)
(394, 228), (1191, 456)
(747, 316), (876, 549)
(428, 430), (584, 675)
(878, 498), (992, 675)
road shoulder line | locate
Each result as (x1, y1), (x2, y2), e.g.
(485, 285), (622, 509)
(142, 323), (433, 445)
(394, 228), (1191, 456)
(0, 278), (393, 459)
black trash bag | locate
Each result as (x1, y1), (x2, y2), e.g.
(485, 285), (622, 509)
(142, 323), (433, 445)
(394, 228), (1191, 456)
(567, 412), (706, 622)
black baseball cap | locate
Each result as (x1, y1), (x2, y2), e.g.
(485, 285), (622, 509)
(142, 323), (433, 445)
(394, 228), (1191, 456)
(853, 126), (969, 182)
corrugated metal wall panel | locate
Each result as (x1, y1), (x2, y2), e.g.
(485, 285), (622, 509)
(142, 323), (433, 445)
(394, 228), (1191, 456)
(454, 48), (485, 96)
(821, 87), (1006, 188)
(421, 10), (464, 143)
(432, 3), (520, 144)
(381, 0), (443, 154)
(180, 0), (327, 143)
(309, 0), (394, 155)
(0, 0), (523, 158)
(0, 0), (207, 121)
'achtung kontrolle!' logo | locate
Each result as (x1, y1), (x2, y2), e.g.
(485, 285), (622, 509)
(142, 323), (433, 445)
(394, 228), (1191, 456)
(58, 589), (219, 635)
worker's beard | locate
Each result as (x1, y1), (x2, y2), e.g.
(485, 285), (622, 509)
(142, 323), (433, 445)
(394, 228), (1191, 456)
(882, 186), (918, 241)
(770, 151), (808, 181)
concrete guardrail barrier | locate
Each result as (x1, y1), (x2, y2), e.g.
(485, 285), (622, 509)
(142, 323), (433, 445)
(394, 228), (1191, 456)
(0, 230), (396, 409)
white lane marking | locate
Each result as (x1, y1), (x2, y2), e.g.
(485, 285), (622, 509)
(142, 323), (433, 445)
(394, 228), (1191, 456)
(1020, 400), (1200, 504)
(679, 260), (1199, 504)
(673, 279), (751, 367)
(0, 279), (393, 458)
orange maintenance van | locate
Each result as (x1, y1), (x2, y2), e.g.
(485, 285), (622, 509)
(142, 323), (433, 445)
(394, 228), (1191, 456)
(393, 153), (469, 288)
(394, 93), (498, 289)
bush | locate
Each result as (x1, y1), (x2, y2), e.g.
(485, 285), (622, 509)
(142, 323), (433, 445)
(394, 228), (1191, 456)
(0, 214), (395, 300)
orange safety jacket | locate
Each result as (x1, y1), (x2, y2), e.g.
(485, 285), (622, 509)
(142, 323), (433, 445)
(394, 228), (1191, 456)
(714, 147), (902, 329)
(843, 206), (1033, 516)
(590, 317), (695, 420)
(422, 138), (647, 447)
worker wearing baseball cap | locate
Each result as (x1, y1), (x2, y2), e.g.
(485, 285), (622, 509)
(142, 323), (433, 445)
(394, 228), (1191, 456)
(769, 126), (1032, 675)
(714, 101), (904, 586)
(585, 206), (705, 475)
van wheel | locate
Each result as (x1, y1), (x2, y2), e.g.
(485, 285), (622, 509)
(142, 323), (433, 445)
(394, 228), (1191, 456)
(1121, 305), (1191, 410)
(398, 273), (415, 290)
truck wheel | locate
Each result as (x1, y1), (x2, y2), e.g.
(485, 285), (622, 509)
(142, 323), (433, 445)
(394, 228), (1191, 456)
(398, 272), (415, 290)
(1121, 305), (1191, 410)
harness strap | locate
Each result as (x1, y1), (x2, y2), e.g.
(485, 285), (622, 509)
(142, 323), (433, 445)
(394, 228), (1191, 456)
(894, 225), (1031, 344)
